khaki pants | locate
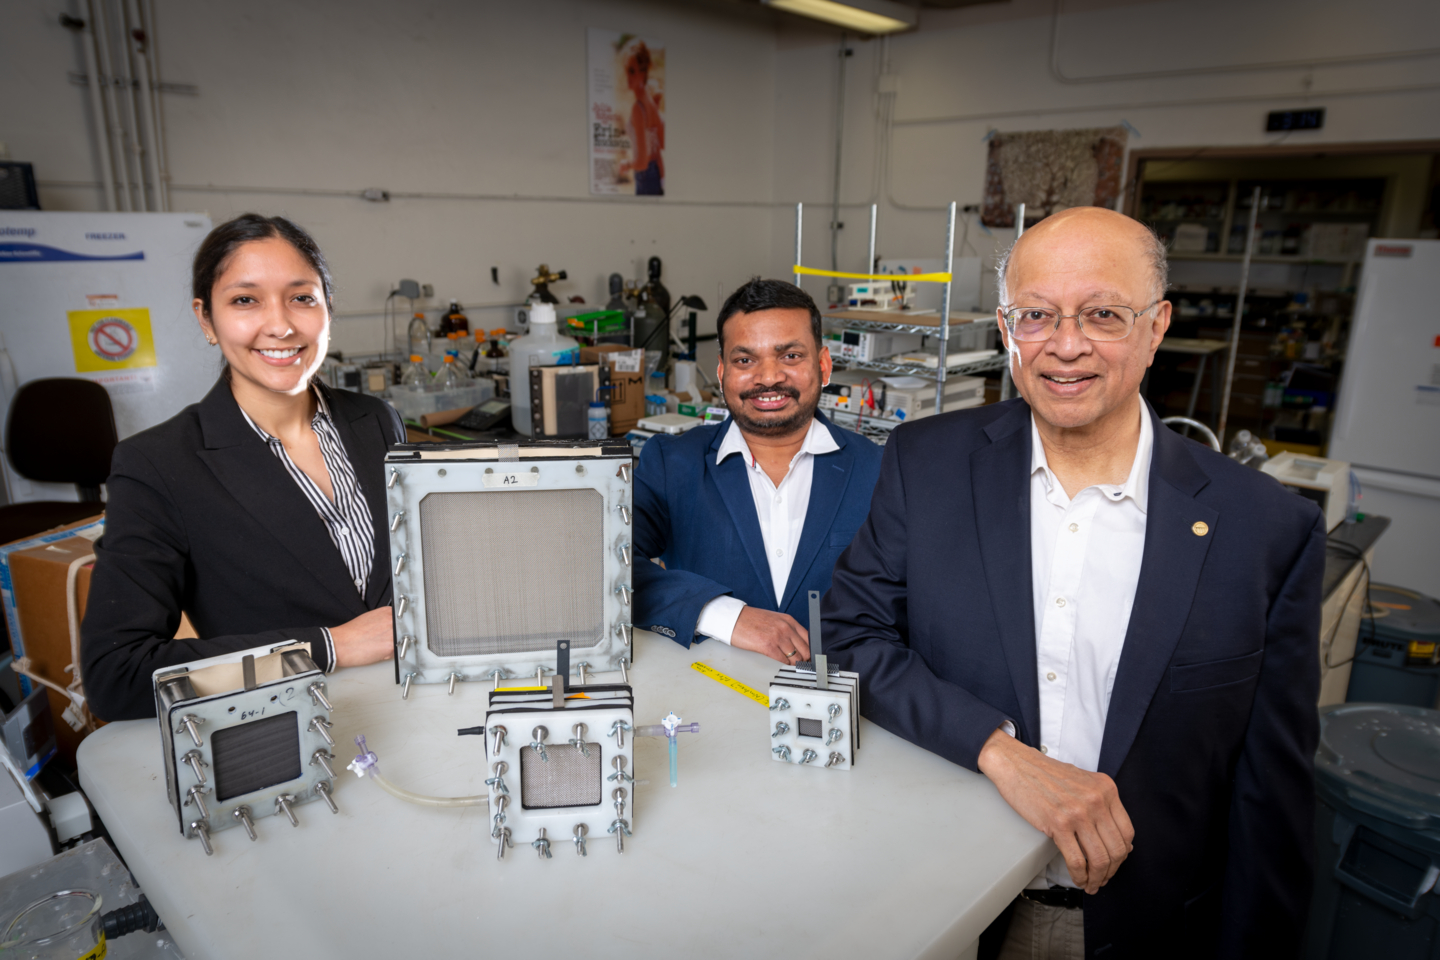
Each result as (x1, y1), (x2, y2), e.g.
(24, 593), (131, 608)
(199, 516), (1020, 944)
(995, 897), (1084, 960)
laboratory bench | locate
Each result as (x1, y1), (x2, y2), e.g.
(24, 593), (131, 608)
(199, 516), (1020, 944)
(1318, 515), (1389, 706)
(77, 629), (1054, 960)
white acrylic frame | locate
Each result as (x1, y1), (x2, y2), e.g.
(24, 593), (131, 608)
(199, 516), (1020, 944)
(768, 682), (854, 771)
(484, 701), (636, 858)
(386, 446), (634, 690)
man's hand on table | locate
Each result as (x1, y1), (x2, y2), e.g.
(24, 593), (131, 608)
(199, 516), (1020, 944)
(977, 727), (1135, 894)
(331, 606), (395, 668)
(729, 607), (810, 665)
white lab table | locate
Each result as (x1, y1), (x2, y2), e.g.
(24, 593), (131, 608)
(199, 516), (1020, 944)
(78, 630), (1053, 960)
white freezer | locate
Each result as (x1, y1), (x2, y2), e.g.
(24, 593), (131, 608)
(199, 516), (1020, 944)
(0, 212), (216, 504)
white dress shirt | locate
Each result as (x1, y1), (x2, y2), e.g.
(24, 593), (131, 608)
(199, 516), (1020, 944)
(693, 418), (840, 643)
(1026, 398), (1152, 888)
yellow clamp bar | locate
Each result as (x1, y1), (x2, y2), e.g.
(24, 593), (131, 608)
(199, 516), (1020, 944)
(793, 265), (953, 283)
(691, 661), (770, 707)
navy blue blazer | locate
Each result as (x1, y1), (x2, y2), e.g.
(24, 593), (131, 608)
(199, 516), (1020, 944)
(824, 398), (1324, 959)
(633, 414), (882, 646)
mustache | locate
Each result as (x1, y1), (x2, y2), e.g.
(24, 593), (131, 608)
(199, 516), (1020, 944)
(738, 383), (801, 401)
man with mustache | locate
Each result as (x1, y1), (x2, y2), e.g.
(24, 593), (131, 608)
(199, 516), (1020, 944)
(825, 208), (1323, 958)
(631, 279), (883, 664)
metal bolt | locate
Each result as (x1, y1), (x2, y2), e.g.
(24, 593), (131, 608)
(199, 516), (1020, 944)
(573, 823), (588, 857)
(828, 703), (842, 723)
(401, 672), (416, 700)
(608, 719), (631, 748)
(534, 666), (548, 685)
(619, 656), (630, 684)
(275, 794), (299, 827)
(800, 748), (818, 765)
(396, 595), (408, 618)
(619, 505), (631, 525)
(618, 463), (632, 484)
(607, 755), (632, 782)
(618, 542), (632, 566)
(771, 721), (790, 738)
(315, 779), (338, 814)
(612, 786), (627, 819)
(530, 726), (549, 763)
(233, 805), (257, 840)
(189, 819), (213, 856)
(447, 672), (460, 695)
(177, 714), (204, 747)
(608, 817), (631, 853)
(490, 725), (507, 755)
(394, 553), (407, 575)
(569, 723), (590, 758)
(308, 681), (333, 711)
(533, 828), (552, 860)
(576, 661), (590, 685)
(616, 584), (631, 606)
(485, 761), (509, 796)
(772, 744), (792, 762)
(387, 468), (398, 489)
(493, 825), (512, 860)
(825, 728), (843, 746)
(389, 511), (405, 532)
(184, 785), (210, 819)
(769, 697), (790, 712)
(825, 752), (845, 769)
(399, 635), (413, 658)
(311, 750), (337, 779)
(182, 749), (209, 784)
(487, 668), (506, 689)
(310, 716), (335, 746)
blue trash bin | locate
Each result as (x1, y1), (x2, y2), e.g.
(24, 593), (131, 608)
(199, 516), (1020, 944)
(1304, 703), (1440, 959)
(1345, 584), (1440, 710)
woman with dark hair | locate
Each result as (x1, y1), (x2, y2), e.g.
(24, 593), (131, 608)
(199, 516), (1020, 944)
(80, 214), (402, 720)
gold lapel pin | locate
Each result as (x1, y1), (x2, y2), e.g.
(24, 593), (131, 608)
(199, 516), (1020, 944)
(1192, 521), (1210, 537)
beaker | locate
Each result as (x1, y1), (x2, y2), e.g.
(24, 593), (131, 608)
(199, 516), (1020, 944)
(1, 889), (104, 960)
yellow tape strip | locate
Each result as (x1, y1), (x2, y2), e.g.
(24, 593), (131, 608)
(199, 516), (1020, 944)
(494, 685), (591, 699)
(691, 661), (770, 707)
(793, 265), (954, 283)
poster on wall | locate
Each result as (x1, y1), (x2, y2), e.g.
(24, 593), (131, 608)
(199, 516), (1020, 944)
(588, 28), (666, 197)
(981, 126), (1127, 229)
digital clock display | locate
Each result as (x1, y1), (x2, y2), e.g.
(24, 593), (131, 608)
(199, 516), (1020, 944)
(1267, 109), (1325, 132)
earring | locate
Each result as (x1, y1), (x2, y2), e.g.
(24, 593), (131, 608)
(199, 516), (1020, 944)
(206, 337), (216, 345)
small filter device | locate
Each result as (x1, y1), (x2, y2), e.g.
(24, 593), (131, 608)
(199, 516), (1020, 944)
(153, 643), (339, 856)
(768, 591), (860, 770)
(386, 440), (634, 694)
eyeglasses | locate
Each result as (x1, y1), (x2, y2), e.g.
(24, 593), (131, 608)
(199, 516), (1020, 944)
(1001, 301), (1160, 342)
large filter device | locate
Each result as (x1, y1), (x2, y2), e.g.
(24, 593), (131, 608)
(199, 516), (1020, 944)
(482, 674), (637, 860)
(385, 440), (635, 695)
(153, 643), (340, 856)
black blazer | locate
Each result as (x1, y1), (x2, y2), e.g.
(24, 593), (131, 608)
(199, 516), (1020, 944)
(824, 398), (1324, 959)
(81, 378), (404, 721)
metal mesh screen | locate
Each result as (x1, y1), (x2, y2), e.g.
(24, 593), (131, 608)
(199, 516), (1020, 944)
(797, 717), (823, 739)
(419, 488), (603, 657)
(211, 712), (302, 802)
(519, 743), (602, 809)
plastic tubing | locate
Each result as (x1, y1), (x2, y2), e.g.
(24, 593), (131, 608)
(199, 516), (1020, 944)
(634, 722), (700, 738)
(349, 735), (489, 808)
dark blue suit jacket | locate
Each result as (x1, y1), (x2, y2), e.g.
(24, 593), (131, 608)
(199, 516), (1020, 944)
(634, 414), (882, 646)
(824, 398), (1324, 959)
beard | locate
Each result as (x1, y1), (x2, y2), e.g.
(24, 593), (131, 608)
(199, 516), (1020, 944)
(724, 378), (820, 437)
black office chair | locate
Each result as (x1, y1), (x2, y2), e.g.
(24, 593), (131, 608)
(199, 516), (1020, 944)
(0, 378), (117, 547)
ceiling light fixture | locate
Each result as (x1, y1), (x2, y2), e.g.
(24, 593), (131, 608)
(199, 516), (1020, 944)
(763, 0), (918, 35)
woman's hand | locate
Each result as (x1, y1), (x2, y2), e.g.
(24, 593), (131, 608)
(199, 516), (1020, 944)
(330, 607), (395, 669)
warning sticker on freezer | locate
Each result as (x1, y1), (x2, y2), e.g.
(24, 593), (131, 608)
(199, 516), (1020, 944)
(68, 308), (157, 372)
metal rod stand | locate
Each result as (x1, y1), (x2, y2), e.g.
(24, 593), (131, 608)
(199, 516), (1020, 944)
(1217, 187), (1262, 442)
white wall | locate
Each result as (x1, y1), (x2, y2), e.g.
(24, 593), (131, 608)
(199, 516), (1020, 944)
(772, 0), (1440, 310)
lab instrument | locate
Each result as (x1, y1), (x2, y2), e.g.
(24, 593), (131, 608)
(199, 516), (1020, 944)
(1260, 451), (1352, 532)
(768, 592), (859, 770)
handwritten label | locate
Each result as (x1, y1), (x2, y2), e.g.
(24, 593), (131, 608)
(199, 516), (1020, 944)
(690, 662), (770, 707)
(483, 472), (540, 488)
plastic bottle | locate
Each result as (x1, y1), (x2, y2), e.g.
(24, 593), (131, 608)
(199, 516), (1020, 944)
(507, 302), (579, 435)
(437, 351), (469, 389)
(400, 354), (429, 390)
(588, 399), (609, 439)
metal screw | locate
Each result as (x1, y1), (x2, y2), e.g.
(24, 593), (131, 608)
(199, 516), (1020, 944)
(493, 824), (512, 860)
(396, 595), (408, 618)
(308, 681), (333, 711)
(619, 505), (631, 525)
(828, 703), (842, 723)
(490, 725), (507, 755)
(825, 752), (845, 768)
(389, 511), (405, 532)
(608, 817), (631, 853)
(399, 635), (413, 658)
(618, 463), (632, 484)
(531, 726), (549, 763)
(184, 784), (210, 819)
(569, 723), (590, 758)
(394, 553), (407, 575)
(233, 805), (257, 840)
(487, 668), (506, 689)
(612, 786), (627, 819)
(608, 719), (631, 748)
(825, 728), (843, 746)
(177, 714), (204, 747)
(311, 749), (337, 779)
(772, 744), (792, 762)
(769, 697), (790, 712)
(619, 656), (630, 684)
(387, 468), (398, 489)
(310, 716), (335, 746)
(182, 749), (209, 784)
(772, 721), (790, 738)
(447, 672), (461, 695)
(618, 542), (632, 566)
(573, 823), (588, 857)
(616, 584), (631, 606)
(800, 748), (818, 765)
(189, 819), (213, 856)
(534, 666), (548, 685)
(401, 672), (416, 700)
(315, 779), (338, 814)
(607, 755), (632, 783)
(275, 794), (299, 827)
(532, 828), (552, 860)
(576, 661), (590, 685)
(485, 761), (509, 796)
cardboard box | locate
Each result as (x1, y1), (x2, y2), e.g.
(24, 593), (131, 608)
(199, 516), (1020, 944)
(580, 346), (646, 435)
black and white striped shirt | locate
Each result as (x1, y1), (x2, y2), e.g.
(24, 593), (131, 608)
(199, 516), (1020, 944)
(238, 388), (376, 671)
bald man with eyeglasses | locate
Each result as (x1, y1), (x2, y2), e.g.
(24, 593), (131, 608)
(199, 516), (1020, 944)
(824, 208), (1324, 959)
